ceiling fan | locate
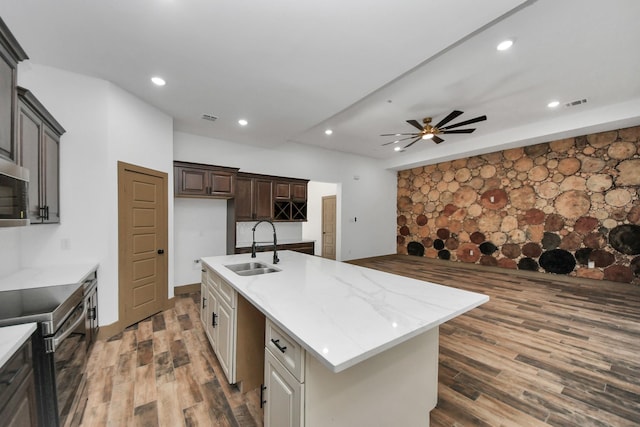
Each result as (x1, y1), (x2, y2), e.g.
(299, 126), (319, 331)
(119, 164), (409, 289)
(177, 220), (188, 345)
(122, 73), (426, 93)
(381, 110), (487, 149)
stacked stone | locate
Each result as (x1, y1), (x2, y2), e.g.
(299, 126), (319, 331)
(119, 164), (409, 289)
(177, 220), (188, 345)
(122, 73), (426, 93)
(397, 125), (640, 284)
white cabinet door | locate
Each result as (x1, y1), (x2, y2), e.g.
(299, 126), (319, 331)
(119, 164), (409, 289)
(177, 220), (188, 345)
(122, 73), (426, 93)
(206, 287), (219, 348)
(200, 282), (208, 327)
(264, 349), (303, 427)
(216, 298), (235, 383)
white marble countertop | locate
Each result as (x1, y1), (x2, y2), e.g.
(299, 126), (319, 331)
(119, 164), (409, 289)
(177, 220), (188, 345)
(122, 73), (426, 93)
(201, 251), (488, 373)
(0, 323), (36, 367)
(0, 263), (99, 291)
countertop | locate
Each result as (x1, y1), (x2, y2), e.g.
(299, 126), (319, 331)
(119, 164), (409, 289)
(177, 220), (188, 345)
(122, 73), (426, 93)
(235, 238), (315, 248)
(0, 323), (36, 367)
(0, 263), (98, 291)
(201, 251), (488, 373)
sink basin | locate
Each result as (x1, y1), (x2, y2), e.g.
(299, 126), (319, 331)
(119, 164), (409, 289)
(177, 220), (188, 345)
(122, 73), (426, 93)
(225, 262), (281, 276)
(235, 267), (280, 276)
(225, 262), (269, 272)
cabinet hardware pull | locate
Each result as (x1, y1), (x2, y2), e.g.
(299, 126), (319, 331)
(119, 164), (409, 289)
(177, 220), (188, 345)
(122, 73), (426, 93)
(260, 384), (267, 408)
(202, 297), (207, 309)
(271, 338), (287, 353)
(212, 312), (217, 327)
(201, 269), (206, 272)
(157, 249), (165, 254)
(39, 206), (46, 219)
(45, 205), (50, 220)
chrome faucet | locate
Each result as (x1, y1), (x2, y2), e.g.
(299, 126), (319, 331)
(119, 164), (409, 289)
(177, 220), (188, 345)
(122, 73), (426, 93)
(251, 220), (279, 264)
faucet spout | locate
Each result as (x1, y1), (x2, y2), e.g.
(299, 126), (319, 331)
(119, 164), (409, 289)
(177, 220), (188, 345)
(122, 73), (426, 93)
(251, 220), (279, 264)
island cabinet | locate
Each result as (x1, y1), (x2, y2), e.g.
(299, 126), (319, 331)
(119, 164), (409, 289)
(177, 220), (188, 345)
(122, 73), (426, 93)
(16, 87), (65, 224)
(201, 251), (488, 426)
(200, 264), (265, 390)
(262, 319), (438, 427)
(0, 338), (38, 427)
(174, 161), (239, 199)
(235, 173), (273, 221)
(0, 18), (28, 162)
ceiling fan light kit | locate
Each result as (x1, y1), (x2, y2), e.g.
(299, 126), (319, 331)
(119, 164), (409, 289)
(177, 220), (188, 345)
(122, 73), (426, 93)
(381, 110), (487, 150)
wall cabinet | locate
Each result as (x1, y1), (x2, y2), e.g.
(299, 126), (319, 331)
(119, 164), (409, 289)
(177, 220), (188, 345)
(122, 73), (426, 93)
(0, 337), (38, 427)
(174, 161), (238, 199)
(16, 87), (65, 224)
(0, 18), (28, 162)
(235, 173), (273, 221)
(273, 179), (308, 222)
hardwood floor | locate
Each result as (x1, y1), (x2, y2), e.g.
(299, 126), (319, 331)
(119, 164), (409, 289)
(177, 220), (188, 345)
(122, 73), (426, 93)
(79, 255), (640, 426)
(79, 294), (263, 427)
(350, 255), (640, 427)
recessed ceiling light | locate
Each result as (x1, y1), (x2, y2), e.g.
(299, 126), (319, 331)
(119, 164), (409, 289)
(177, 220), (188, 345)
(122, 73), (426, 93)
(238, 119), (248, 126)
(547, 100), (560, 108)
(151, 76), (166, 86)
(325, 129), (333, 135)
(496, 39), (514, 51)
(394, 146), (402, 152)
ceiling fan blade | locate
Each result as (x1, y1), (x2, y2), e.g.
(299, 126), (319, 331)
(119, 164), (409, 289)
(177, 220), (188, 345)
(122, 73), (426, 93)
(380, 133), (419, 136)
(381, 136), (416, 146)
(441, 115), (487, 130)
(403, 136), (422, 149)
(406, 119), (425, 131)
(432, 135), (445, 144)
(441, 128), (476, 134)
(434, 110), (463, 129)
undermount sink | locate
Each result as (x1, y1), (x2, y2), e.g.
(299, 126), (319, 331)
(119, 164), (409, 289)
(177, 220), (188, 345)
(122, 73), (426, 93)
(225, 262), (281, 276)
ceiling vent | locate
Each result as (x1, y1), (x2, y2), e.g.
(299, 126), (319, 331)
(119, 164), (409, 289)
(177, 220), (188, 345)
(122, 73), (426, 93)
(201, 114), (218, 122)
(565, 98), (587, 108)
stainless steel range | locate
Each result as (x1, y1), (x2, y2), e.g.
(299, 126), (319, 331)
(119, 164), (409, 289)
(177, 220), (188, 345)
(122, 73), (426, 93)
(0, 272), (98, 427)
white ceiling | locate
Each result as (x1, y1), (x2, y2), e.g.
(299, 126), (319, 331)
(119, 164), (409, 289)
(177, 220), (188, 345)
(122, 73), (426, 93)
(2, 0), (640, 170)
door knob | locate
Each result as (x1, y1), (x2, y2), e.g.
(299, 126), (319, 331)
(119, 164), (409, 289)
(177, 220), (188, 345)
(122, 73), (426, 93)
(157, 249), (165, 254)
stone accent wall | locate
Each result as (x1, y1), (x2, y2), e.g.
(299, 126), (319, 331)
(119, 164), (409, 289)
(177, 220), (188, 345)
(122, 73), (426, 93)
(397, 125), (640, 285)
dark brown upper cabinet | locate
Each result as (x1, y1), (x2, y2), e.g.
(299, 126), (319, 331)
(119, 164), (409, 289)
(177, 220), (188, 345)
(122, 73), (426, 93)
(235, 173), (273, 221)
(273, 178), (309, 222)
(174, 161), (239, 199)
(0, 18), (28, 162)
(17, 87), (65, 224)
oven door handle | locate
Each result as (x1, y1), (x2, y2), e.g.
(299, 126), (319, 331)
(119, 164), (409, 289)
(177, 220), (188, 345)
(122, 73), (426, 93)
(45, 304), (87, 353)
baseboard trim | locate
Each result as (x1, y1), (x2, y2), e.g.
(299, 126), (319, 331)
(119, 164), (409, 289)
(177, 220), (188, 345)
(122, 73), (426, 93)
(97, 294), (181, 340)
(174, 283), (200, 295)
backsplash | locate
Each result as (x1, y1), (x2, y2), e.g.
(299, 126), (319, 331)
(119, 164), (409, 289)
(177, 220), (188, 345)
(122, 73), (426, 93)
(236, 221), (303, 247)
(397, 125), (640, 285)
(0, 228), (20, 276)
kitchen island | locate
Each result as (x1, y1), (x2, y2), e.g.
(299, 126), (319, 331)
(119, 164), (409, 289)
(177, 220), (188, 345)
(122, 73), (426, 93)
(201, 251), (488, 426)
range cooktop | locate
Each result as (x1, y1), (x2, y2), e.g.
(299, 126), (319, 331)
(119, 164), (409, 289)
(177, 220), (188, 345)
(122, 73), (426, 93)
(0, 283), (83, 334)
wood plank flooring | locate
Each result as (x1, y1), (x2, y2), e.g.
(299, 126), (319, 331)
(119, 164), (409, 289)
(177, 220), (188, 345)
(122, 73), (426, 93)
(79, 255), (640, 426)
(350, 255), (640, 427)
(79, 294), (263, 427)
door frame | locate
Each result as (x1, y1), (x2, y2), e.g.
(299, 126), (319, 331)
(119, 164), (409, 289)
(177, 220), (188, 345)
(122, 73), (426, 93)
(117, 161), (169, 327)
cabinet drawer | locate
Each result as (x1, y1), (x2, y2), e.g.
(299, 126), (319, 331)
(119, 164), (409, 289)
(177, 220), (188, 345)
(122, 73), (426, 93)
(218, 279), (237, 308)
(265, 320), (305, 382)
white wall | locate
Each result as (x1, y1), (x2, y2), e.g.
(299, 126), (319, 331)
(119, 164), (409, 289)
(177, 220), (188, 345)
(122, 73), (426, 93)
(173, 131), (397, 265)
(173, 198), (227, 286)
(303, 181), (339, 256)
(6, 63), (174, 326)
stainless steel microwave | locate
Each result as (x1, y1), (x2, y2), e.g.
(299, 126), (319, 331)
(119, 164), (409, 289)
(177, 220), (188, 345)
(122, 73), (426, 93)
(0, 157), (29, 226)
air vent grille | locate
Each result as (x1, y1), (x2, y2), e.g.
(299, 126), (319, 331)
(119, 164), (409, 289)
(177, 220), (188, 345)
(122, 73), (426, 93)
(201, 114), (218, 122)
(565, 99), (587, 108)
